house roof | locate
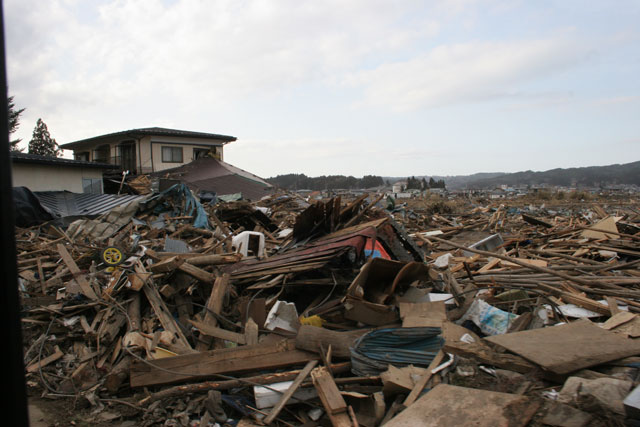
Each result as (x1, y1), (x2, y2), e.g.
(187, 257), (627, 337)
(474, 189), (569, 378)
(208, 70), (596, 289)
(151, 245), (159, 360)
(10, 152), (117, 169)
(35, 191), (146, 217)
(60, 127), (237, 149)
(153, 156), (274, 201)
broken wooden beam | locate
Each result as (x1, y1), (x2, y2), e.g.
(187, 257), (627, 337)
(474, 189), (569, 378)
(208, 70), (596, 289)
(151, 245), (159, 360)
(139, 362), (351, 405)
(196, 273), (229, 351)
(57, 244), (98, 300)
(130, 339), (317, 388)
(311, 365), (353, 427)
(142, 282), (194, 354)
(190, 319), (246, 345)
(295, 325), (368, 359)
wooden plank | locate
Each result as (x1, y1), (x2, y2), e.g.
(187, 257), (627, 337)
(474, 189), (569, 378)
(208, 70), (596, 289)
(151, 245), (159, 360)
(245, 318), (259, 346)
(197, 274), (229, 351)
(140, 361), (351, 405)
(57, 244), (98, 300)
(178, 261), (215, 283)
(602, 311), (637, 330)
(130, 339), (316, 388)
(26, 346), (64, 373)
(185, 253), (243, 266)
(189, 319), (246, 345)
(403, 350), (445, 407)
(264, 360), (318, 425)
(606, 296), (622, 315)
(36, 258), (46, 294)
(428, 236), (628, 291)
(149, 255), (184, 273)
(486, 319), (640, 374)
(142, 282), (193, 354)
(532, 283), (611, 316)
(442, 340), (534, 374)
(388, 384), (539, 427)
(311, 366), (352, 427)
(477, 257), (501, 273)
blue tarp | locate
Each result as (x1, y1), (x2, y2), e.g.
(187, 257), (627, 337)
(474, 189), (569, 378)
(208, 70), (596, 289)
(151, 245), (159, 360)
(350, 327), (444, 376)
(144, 183), (210, 229)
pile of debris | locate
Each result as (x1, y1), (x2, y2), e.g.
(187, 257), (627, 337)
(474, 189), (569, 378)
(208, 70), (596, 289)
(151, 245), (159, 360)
(16, 186), (640, 426)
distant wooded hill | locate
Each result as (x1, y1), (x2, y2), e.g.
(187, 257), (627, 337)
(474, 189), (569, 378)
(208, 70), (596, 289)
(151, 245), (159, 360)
(268, 161), (640, 191)
(452, 161), (640, 189)
(267, 174), (385, 190)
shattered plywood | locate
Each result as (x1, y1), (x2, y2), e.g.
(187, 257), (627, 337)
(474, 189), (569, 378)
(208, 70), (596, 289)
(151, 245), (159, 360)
(486, 319), (640, 374)
(386, 384), (539, 427)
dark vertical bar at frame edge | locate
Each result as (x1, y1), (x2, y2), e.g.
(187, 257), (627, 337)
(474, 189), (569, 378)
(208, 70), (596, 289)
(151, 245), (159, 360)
(0, 2), (30, 425)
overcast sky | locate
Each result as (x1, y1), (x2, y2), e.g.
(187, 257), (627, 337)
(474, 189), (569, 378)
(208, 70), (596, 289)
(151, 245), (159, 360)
(4, 0), (640, 178)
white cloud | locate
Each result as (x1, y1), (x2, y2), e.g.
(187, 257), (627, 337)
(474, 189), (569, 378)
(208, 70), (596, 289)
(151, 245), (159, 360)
(5, 0), (440, 143)
(346, 36), (591, 111)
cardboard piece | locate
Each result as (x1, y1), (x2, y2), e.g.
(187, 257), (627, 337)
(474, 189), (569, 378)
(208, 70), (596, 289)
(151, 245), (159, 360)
(399, 301), (446, 327)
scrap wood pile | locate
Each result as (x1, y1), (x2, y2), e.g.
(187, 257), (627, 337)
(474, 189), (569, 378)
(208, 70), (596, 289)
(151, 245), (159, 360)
(15, 186), (640, 426)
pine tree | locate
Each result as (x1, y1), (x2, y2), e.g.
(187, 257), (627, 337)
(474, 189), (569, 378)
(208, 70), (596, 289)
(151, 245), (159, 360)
(28, 118), (61, 157)
(8, 95), (25, 152)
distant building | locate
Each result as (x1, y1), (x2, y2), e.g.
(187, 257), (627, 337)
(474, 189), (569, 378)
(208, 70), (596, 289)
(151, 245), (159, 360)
(392, 181), (406, 193)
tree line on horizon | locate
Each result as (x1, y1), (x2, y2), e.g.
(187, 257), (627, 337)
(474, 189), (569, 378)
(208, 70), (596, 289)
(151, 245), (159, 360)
(267, 174), (385, 190)
(403, 176), (446, 190)
(267, 173), (447, 191)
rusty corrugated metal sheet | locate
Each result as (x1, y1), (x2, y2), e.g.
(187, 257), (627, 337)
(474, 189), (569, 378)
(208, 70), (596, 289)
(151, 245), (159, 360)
(226, 224), (379, 280)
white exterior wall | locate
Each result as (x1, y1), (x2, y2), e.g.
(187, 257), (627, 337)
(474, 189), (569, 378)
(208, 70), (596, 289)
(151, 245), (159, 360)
(12, 163), (105, 192)
(149, 137), (223, 173)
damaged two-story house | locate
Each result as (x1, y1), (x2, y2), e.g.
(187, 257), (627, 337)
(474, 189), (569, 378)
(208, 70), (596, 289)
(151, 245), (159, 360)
(60, 127), (237, 174)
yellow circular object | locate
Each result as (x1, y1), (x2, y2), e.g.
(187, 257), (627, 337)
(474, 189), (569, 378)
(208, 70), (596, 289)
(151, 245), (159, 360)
(101, 246), (124, 266)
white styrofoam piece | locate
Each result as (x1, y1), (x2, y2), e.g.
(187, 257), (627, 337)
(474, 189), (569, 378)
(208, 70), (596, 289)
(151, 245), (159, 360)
(254, 381), (318, 409)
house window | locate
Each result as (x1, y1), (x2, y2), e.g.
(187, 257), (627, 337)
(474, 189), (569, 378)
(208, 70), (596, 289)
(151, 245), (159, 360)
(193, 148), (209, 160)
(162, 146), (183, 163)
(75, 152), (89, 161)
(82, 178), (102, 194)
(93, 144), (110, 163)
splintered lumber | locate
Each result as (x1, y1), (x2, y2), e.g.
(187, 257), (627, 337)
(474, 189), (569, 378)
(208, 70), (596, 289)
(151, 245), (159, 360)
(190, 319), (246, 345)
(522, 214), (553, 228)
(428, 236), (628, 291)
(149, 255), (185, 273)
(245, 318), (259, 346)
(130, 339), (317, 388)
(442, 340), (534, 373)
(185, 253), (243, 266)
(140, 362), (351, 405)
(295, 325), (369, 358)
(57, 244), (98, 300)
(197, 274), (229, 351)
(403, 350), (445, 407)
(26, 345), (64, 373)
(177, 261), (215, 283)
(486, 319), (640, 375)
(310, 366), (352, 427)
(535, 282), (610, 315)
(387, 384), (539, 427)
(142, 282), (193, 354)
(264, 360), (319, 425)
